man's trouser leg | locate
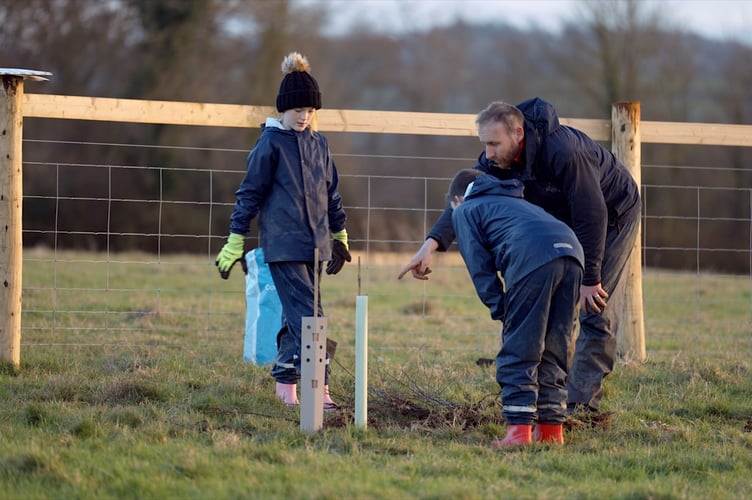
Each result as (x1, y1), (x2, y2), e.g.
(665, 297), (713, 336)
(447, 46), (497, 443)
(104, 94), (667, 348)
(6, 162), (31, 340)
(568, 205), (641, 411)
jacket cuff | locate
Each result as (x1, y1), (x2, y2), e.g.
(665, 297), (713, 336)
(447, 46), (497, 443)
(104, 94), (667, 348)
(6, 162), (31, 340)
(426, 232), (451, 252)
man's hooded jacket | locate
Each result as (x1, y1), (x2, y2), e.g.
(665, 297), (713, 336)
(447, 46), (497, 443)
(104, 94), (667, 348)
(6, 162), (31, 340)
(430, 97), (639, 286)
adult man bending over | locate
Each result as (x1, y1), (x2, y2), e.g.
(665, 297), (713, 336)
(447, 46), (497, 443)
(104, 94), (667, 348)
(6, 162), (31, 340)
(399, 98), (641, 420)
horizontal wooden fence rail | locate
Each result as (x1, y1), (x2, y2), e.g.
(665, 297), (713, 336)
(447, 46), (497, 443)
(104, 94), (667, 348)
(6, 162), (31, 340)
(24, 94), (752, 147)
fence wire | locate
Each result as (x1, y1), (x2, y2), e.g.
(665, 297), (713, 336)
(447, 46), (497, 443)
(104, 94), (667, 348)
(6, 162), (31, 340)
(19, 140), (752, 360)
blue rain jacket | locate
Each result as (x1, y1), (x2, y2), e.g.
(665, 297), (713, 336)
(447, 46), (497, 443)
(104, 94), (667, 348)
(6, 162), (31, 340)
(452, 174), (584, 321)
(229, 118), (346, 262)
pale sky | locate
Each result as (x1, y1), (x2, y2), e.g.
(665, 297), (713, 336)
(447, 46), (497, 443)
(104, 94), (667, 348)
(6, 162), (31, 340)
(304, 0), (752, 45)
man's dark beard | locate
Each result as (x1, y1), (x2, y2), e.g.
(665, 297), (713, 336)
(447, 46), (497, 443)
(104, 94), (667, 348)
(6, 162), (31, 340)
(489, 162), (518, 180)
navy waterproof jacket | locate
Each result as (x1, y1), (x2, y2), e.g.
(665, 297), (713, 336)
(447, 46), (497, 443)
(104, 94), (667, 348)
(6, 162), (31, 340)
(429, 97), (639, 286)
(452, 174), (584, 321)
(229, 119), (347, 263)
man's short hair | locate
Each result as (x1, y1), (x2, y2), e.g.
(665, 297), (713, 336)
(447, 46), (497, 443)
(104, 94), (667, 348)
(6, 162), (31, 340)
(447, 169), (482, 202)
(475, 101), (524, 133)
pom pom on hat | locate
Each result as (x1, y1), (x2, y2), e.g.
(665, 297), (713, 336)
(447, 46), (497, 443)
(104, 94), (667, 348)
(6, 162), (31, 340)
(276, 52), (322, 112)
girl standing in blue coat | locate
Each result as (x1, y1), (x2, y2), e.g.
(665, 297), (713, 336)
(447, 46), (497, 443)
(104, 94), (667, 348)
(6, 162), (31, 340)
(450, 169), (583, 446)
(216, 52), (350, 408)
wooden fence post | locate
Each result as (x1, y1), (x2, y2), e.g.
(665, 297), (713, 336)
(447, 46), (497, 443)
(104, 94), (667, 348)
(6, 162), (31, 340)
(0, 69), (50, 368)
(611, 102), (646, 362)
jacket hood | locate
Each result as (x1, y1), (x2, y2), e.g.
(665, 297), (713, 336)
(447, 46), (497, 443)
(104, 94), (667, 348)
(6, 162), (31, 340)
(517, 97), (561, 138)
(513, 97), (561, 178)
(261, 117), (312, 137)
(264, 117), (286, 129)
(465, 174), (525, 201)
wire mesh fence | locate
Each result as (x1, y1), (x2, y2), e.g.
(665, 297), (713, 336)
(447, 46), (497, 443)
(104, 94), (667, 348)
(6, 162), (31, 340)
(19, 139), (752, 361)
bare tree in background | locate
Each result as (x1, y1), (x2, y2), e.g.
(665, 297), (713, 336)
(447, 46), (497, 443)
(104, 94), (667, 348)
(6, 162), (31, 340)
(544, 0), (676, 116)
(712, 42), (752, 271)
(0, 0), (139, 96)
(218, 0), (327, 106)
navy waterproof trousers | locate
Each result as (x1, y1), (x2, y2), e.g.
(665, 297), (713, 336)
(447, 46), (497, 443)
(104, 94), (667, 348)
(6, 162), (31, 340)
(498, 256), (583, 425)
(268, 261), (328, 385)
(567, 202), (642, 411)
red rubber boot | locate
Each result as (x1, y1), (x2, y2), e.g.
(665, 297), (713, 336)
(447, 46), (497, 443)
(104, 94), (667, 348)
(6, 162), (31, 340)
(533, 423), (564, 444)
(491, 424), (533, 448)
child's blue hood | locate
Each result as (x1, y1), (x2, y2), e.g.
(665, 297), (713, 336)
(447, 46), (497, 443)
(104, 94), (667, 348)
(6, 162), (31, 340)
(465, 174), (525, 201)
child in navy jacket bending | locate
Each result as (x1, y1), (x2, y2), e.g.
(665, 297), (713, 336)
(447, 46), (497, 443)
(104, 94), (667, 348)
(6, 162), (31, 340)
(449, 169), (582, 446)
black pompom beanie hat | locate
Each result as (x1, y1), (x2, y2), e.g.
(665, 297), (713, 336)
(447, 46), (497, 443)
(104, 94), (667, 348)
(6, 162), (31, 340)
(276, 52), (322, 112)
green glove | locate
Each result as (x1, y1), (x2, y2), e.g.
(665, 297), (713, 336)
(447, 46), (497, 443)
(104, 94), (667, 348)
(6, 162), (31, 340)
(332, 229), (349, 250)
(215, 233), (244, 279)
(327, 229), (351, 275)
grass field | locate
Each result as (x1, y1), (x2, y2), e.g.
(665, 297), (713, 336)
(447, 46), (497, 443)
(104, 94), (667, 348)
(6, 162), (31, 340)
(2, 249), (751, 499)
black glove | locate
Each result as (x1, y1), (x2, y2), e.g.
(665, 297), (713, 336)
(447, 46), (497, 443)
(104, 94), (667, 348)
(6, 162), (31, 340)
(326, 240), (351, 275)
(216, 256), (248, 280)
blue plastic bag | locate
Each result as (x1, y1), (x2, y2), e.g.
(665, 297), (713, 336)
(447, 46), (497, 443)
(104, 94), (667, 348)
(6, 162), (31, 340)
(243, 248), (282, 365)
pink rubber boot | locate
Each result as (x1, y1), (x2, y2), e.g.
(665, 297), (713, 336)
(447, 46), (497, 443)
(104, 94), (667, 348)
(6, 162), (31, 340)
(323, 385), (339, 410)
(275, 382), (299, 406)
(491, 424), (533, 448)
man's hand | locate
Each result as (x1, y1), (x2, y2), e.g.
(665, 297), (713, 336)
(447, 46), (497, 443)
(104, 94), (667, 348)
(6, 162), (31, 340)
(398, 238), (439, 280)
(215, 233), (244, 279)
(580, 283), (608, 313)
(326, 239), (351, 275)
